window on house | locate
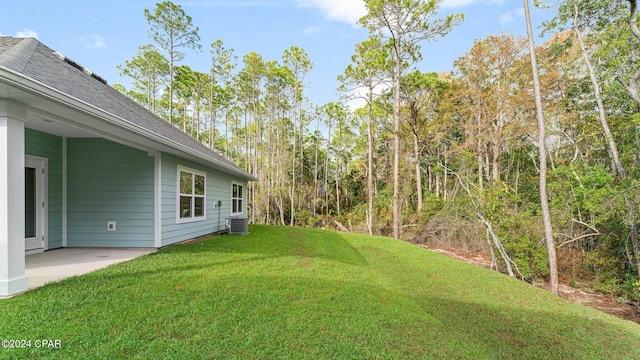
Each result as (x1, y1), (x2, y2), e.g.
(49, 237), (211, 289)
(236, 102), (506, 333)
(232, 183), (243, 215)
(178, 168), (206, 221)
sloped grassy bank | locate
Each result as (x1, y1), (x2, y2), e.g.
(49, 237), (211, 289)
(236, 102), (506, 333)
(1, 225), (638, 359)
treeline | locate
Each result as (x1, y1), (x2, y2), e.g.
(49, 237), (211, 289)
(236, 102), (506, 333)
(116, 1), (640, 302)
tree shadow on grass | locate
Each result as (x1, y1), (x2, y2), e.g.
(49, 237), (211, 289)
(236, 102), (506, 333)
(30, 227), (365, 295)
(420, 295), (640, 359)
(164, 226), (368, 267)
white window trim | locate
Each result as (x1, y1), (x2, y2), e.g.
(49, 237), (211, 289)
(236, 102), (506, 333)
(231, 181), (244, 216)
(176, 165), (207, 224)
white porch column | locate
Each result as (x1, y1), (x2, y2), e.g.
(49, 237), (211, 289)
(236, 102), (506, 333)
(0, 100), (27, 297)
(149, 151), (162, 248)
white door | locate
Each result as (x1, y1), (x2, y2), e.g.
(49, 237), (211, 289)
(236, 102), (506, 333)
(25, 156), (47, 252)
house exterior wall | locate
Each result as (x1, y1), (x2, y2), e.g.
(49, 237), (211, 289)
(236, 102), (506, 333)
(24, 129), (63, 249)
(66, 138), (155, 247)
(21, 134), (250, 251)
(160, 153), (248, 247)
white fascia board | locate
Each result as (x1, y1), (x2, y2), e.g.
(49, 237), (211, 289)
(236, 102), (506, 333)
(0, 67), (257, 181)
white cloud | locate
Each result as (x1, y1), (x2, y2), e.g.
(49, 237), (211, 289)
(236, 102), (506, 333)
(295, 0), (508, 23)
(442, 0), (504, 8)
(15, 28), (39, 39)
(80, 34), (106, 49)
(499, 13), (514, 26)
(304, 26), (322, 35)
(295, 0), (366, 25)
(442, 0), (475, 7)
(184, 0), (288, 7)
(499, 7), (524, 27)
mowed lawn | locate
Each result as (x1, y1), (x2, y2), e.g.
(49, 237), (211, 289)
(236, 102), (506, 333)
(1, 225), (639, 359)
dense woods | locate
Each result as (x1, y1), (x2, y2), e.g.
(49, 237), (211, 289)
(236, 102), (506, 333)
(116, 0), (640, 302)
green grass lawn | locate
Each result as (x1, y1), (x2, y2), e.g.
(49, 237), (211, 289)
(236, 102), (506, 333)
(1, 225), (639, 359)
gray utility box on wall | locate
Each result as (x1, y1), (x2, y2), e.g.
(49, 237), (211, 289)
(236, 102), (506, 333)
(225, 216), (249, 235)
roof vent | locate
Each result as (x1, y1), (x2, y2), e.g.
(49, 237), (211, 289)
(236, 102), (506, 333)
(90, 72), (107, 85)
(52, 51), (65, 61)
(52, 51), (108, 85)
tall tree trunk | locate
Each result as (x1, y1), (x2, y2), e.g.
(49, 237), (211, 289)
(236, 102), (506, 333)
(336, 119), (343, 216)
(235, 115), (241, 163)
(443, 144), (448, 200)
(313, 124), (319, 218)
(620, 0), (640, 278)
(151, 77), (156, 114)
(266, 120), (272, 225)
(290, 107), (297, 226)
(325, 124), (332, 217)
(367, 92), (375, 235)
(335, 173), (341, 216)
(324, 142), (329, 217)
(252, 127), (258, 224)
(428, 164), (433, 193)
(169, 52), (174, 124)
(224, 109), (229, 158)
(524, 0), (558, 295)
(147, 68), (153, 111)
(392, 42), (402, 240)
(622, 0), (640, 104)
(182, 105), (187, 133)
(244, 109), (249, 172)
(491, 141), (500, 182)
(413, 131), (423, 211)
(573, 4), (626, 178)
(209, 71), (216, 149)
(477, 113), (484, 191)
(209, 110), (215, 149)
(436, 147), (441, 197)
(298, 111), (304, 222)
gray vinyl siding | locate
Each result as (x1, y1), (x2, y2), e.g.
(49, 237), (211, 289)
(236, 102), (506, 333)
(160, 153), (247, 246)
(66, 138), (154, 247)
(24, 128), (63, 249)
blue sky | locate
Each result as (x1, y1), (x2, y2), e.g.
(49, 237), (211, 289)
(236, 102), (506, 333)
(1, 0), (553, 106)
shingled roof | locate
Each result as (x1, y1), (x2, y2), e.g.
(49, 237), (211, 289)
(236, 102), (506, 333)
(0, 36), (255, 181)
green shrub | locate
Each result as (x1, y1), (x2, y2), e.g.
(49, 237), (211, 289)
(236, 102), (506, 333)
(618, 274), (640, 305)
(503, 233), (549, 281)
(419, 193), (444, 222)
(581, 248), (624, 285)
(295, 210), (310, 227)
(496, 213), (549, 281)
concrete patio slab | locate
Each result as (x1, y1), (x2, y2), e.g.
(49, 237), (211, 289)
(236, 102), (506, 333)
(25, 248), (156, 290)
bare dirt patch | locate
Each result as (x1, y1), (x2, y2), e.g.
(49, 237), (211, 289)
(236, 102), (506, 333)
(420, 245), (640, 325)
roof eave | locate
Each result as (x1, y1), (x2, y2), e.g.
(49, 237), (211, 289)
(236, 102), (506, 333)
(0, 66), (257, 181)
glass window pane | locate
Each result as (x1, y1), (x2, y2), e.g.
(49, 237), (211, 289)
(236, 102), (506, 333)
(180, 171), (192, 195)
(194, 197), (204, 217)
(238, 200), (243, 213)
(194, 175), (205, 195)
(238, 185), (243, 198)
(180, 196), (191, 218)
(232, 199), (238, 213)
(25, 167), (36, 238)
(233, 184), (238, 198)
